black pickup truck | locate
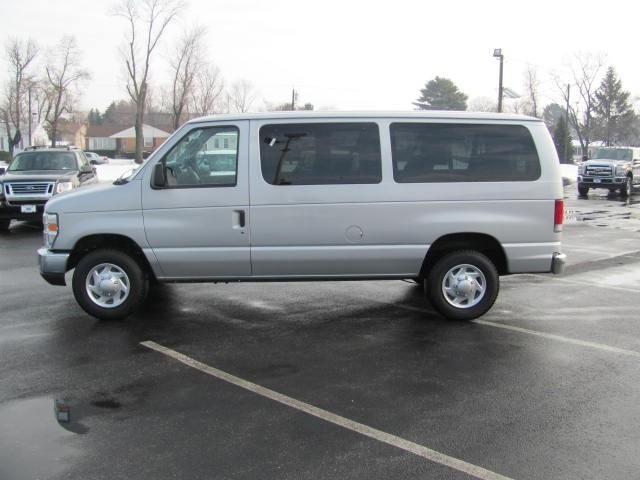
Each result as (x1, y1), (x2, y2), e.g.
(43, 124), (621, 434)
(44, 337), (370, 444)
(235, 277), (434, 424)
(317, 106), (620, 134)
(0, 147), (98, 231)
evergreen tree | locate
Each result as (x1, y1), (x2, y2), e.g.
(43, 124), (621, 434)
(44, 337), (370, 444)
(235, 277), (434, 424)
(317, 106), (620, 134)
(594, 66), (635, 146)
(413, 77), (468, 111)
(87, 108), (103, 125)
(552, 116), (574, 163)
(102, 102), (117, 124)
(542, 103), (564, 131)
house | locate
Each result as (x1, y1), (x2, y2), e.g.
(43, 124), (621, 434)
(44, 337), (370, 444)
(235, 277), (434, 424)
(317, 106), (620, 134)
(85, 124), (125, 156)
(111, 124), (171, 156)
(54, 122), (86, 148)
(85, 123), (171, 158)
(0, 121), (50, 153)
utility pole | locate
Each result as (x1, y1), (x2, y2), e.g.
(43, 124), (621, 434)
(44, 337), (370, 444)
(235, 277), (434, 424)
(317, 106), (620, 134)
(564, 84), (571, 164)
(493, 49), (504, 113)
(291, 88), (296, 110)
(27, 85), (32, 147)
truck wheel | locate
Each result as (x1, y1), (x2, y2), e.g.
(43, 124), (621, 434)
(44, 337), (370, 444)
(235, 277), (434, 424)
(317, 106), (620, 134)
(0, 219), (10, 232)
(72, 249), (148, 321)
(425, 250), (499, 321)
(621, 177), (633, 197)
(578, 184), (589, 197)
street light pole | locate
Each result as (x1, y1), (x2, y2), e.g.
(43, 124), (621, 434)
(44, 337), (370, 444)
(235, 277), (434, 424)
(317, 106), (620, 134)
(564, 84), (571, 163)
(493, 49), (504, 113)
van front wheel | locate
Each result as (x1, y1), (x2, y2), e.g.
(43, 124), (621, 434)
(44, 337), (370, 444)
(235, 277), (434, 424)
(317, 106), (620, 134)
(72, 249), (148, 320)
(426, 250), (499, 321)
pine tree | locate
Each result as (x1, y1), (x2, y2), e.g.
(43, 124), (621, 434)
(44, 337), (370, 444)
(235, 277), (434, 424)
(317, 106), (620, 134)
(594, 67), (635, 146)
(413, 77), (468, 111)
(552, 116), (573, 163)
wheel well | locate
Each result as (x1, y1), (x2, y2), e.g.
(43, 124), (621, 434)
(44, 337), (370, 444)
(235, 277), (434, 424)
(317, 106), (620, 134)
(420, 233), (508, 277)
(67, 234), (155, 280)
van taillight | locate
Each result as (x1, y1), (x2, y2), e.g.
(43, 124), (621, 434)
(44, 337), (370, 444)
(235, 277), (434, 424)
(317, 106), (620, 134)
(554, 199), (564, 232)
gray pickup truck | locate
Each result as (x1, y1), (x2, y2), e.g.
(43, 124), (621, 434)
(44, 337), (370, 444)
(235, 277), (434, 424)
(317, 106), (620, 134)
(577, 147), (640, 197)
(0, 147), (98, 231)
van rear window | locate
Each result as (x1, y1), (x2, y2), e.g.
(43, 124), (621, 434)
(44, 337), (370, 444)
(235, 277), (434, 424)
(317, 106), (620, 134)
(260, 123), (382, 185)
(390, 123), (541, 183)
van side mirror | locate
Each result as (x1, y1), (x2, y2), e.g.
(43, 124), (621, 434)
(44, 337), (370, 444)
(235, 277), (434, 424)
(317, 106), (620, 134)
(153, 162), (166, 188)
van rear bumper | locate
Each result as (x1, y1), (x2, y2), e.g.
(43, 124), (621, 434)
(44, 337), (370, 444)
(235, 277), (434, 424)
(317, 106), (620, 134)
(502, 242), (562, 274)
(551, 252), (567, 274)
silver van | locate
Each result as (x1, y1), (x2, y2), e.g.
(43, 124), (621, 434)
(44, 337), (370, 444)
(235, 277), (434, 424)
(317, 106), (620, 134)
(37, 112), (566, 321)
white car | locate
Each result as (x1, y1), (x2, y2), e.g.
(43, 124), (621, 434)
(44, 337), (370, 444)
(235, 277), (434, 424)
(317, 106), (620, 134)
(84, 152), (108, 165)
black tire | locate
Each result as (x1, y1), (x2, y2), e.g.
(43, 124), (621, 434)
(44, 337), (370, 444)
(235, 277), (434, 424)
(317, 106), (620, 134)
(72, 249), (148, 320)
(620, 176), (632, 197)
(0, 219), (10, 233)
(577, 184), (589, 197)
(425, 250), (499, 321)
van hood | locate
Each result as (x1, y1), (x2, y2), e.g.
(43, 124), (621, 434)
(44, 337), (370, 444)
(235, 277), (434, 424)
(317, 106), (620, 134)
(46, 179), (142, 214)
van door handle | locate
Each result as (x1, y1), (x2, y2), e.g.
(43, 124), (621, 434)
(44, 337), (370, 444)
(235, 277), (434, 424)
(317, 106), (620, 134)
(233, 210), (246, 229)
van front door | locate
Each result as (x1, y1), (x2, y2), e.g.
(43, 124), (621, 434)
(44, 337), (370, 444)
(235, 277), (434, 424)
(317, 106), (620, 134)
(141, 121), (250, 279)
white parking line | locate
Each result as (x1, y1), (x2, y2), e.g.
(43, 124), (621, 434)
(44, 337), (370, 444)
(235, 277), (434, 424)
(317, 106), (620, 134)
(339, 288), (640, 359)
(526, 274), (640, 293)
(474, 320), (640, 359)
(141, 340), (514, 480)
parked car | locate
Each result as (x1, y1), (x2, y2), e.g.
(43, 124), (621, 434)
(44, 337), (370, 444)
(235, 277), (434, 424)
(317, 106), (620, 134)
(0, 146), (98, 231)
(38, 111), (565, 321)
(84, 151), (108, 165)
(577, 147), (640, 196)
(0, 160), (8, 176)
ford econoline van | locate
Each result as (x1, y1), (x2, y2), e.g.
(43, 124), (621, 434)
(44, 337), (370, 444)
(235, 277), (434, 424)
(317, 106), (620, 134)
(37, 111), (566, 321)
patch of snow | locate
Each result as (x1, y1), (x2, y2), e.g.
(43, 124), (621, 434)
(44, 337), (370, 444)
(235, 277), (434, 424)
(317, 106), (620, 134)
(95, 159), (137, 182)
(559, 164), (578, 184)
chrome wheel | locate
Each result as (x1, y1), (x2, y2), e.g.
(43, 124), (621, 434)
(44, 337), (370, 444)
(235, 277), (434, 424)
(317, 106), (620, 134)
(441, 264), (486, 309)
(85, 263), (130, 308)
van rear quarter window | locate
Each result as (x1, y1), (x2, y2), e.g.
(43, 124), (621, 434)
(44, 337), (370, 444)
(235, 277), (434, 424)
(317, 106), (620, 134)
(390, 123), (541, 183)
(259, 123), (382, 185)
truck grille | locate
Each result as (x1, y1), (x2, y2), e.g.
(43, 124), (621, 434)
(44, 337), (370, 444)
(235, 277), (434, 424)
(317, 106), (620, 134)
(6, 182), (54, 195)
(585, 165), (613, 176)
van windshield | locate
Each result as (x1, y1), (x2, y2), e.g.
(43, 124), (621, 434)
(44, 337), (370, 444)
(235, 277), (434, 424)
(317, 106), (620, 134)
(592, 148), (632, 161)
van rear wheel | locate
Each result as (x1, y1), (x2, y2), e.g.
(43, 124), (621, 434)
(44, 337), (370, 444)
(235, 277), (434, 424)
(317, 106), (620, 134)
(426, 250), (499, 321)
(72, 249), (148, 320)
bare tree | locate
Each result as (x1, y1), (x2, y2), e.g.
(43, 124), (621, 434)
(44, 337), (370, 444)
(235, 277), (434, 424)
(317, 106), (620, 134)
(554, 53), (605, 157)
(191, 64), (224, 116)
(522, 65), (540, 117)
(169, 25), (206, 129)
(0, 38), (37, 156)
(468, 96), (497, 113)
(113, 0), (182, 163)
(227, 79), (256, 113)
(42, 36), (90, 147)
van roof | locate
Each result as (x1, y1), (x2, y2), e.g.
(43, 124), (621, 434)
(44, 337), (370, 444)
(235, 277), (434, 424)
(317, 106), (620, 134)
(187, 110), (543, 124)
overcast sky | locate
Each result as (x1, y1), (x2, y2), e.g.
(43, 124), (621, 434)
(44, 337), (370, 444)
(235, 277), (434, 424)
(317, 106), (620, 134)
(1, 0), (638, 113)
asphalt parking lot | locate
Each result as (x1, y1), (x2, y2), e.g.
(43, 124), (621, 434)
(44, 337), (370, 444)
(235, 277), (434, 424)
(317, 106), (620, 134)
(2, 185), (640, 480)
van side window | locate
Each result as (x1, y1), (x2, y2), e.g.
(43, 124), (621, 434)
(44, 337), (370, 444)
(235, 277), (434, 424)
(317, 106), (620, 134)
(161, 126), (238, 187)
(259, 123), (382, 185)
(390, 123), (541, 183)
